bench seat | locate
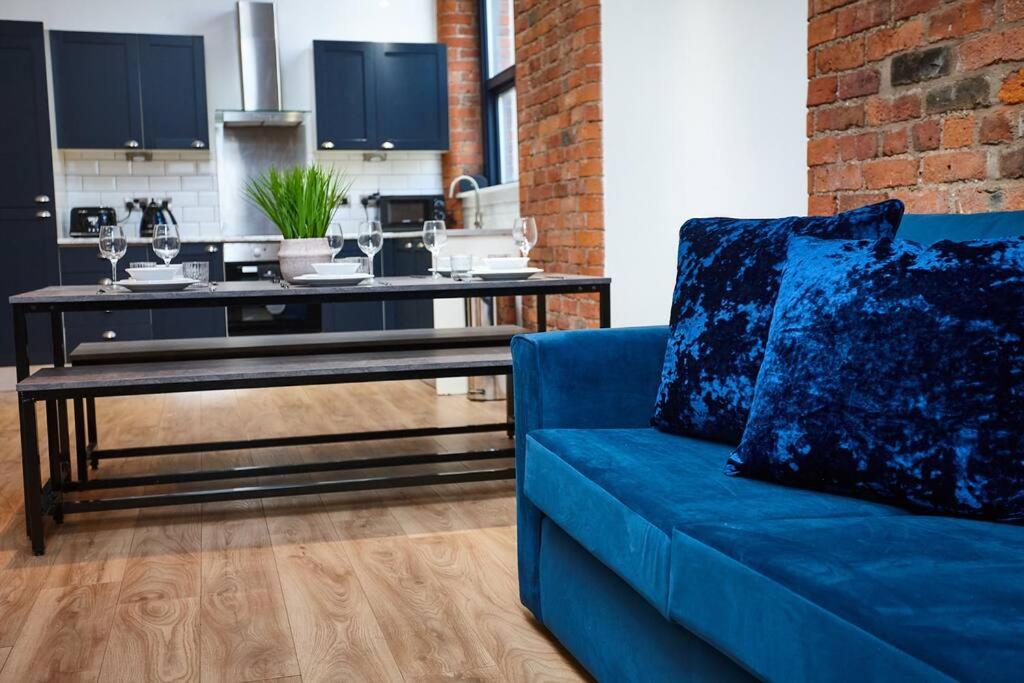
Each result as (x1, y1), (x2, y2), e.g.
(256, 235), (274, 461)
(20, 346), (513, 399)
(69, 325), (527, 365)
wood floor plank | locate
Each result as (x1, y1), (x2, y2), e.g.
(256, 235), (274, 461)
(0, 581), (120, 682)
(263, 497), (404, 683)
(97, 597), (200, 683)
(119, 505), (201, 604)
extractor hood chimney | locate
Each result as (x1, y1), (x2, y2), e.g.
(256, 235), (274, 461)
(217, 1), (306, 127)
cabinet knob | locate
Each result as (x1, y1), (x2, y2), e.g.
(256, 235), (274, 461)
(101, 330), (117, 341)
(124, 139), (140, 149)
(320, 140), (335, 150)
(190, 139), (207, 149)
(35, 210), (52, 219)
(404, 242), (413, 249)
(205, 244), (219, 253)
(34, 194), (50, 204)
(381, 140), (395, 150)
(98, 277), (113, 286)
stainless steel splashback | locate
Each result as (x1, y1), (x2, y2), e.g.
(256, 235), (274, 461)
(216, 112), (313, 236)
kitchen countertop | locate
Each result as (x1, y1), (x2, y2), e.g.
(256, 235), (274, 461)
(57, 227), (513, 247)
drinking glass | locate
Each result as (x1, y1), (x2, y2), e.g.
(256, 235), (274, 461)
(152, 223), (181, 266)
(357, 220), (383, 278)
(450, 253), (473, 281)
(98, 224), (127, 287)
(183, 261), (210, 284)
(513, 217), (538, 258)
(326, 223), (344, 262)
(422, 219), (448, 279)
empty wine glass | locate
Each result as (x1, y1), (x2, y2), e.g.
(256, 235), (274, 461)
(357, 220), (383, 278)
(513, 217), (538, 259)
(326, 223), (344, 262)
(422, 219), (448, 279)
(152, 223), (180, 266)
(98, 224), (127, 288)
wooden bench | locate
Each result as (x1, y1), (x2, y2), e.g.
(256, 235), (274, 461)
(68, 325), (525, 476)
(16, 344), (516, 554)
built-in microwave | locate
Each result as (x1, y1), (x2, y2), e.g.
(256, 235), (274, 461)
(378, 194), (446, 231)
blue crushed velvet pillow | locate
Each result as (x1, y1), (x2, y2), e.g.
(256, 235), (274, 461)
(652, 200), (904, 444)
(727, 236), (1024, 521)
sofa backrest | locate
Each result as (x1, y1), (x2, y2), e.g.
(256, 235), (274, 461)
(897, 210), (1024, 245)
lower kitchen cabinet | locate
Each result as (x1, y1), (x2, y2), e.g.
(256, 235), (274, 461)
(382, 237), (434, 330)
(321, 243), (384, 332)
(151, 242), (226, 339)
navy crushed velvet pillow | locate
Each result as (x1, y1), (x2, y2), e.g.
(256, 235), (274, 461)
(727, 236), (1024, 521)
(652, 200), (904, 444)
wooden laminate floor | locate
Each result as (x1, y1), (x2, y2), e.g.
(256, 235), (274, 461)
(0, 381), (590, 682)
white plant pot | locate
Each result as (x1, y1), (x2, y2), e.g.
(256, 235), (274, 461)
(278, 237), (332, 282)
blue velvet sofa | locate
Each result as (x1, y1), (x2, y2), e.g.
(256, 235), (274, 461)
(511, 212), (1024, 682)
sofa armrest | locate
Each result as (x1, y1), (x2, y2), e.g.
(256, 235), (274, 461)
(510, 325), (669, 616)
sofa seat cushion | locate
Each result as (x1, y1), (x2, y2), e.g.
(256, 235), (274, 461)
(524, 427), (906, 617)
(670, 515), (1024, 683)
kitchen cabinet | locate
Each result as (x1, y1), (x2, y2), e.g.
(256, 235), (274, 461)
(0, 21), (59, 365)
(59, 246), (153, 351)
(314, 41), (448, 152)
(321, 243), (384, 332)
(151, 243), (225, 339)
(50, 31), (208, 150)
(382, 238), (434, 330)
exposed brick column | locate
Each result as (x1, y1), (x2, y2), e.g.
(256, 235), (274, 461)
(515, 0), (604, 329)
(807, 0), (1024, 215)
(438, 0), (484, 229)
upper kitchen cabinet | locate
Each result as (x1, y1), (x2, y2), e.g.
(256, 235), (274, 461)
(138, 35), (209, 149)
(50, 31), (209, 150)
(314, 41), (448, 152)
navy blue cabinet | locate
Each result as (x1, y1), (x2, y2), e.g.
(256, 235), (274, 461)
(382, 238), (434, 330)
(321, 243), (384, 332)
(151, 243), (225, 339)
(139, 35), (209, 150)
(50, 30), (208, 150)
(314, 41), (448, 151)
(0, 21), (59, 365)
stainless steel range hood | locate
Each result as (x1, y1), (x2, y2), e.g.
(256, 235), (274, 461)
(217, 1), (306, 127)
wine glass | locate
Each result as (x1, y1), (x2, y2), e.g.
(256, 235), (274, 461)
(152, 223), (181, 266)
(326, 223), (344, 262)
(357, 220), (383, 278)
(422, 220), (448, 279)
(98, 224), (127, 288)
(513, 217), (538, 259)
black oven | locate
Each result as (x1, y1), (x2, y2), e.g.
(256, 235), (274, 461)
(223, 243), (321, 336)
(378, 194), (446, 231)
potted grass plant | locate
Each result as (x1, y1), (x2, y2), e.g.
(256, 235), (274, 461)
(244, 164), (352, 282)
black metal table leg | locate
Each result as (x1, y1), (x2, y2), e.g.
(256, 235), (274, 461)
(599, 284), (611, 328)
(49, 312), (74, 482)
(45, 401), (63, 524)
(537, 293), (547, 332)
(73, 399), (89, 482)
(19, 397), (44, 555)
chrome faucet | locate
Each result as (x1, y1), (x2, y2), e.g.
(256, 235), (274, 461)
(448, 174), (483, 230)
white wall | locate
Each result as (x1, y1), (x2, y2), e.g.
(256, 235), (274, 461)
(602, 0), (807, 327)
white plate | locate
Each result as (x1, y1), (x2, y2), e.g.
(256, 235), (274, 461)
(312, 261), (362, 275)
(468, 267), (544, 281)
(117, 278), (196, 292)
(291, 272), (373, 286)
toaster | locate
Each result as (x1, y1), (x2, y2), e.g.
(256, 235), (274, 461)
(69, 206), (118, 238)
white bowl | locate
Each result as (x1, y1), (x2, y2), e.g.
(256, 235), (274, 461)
(484, 256), (529, 270)
(312, 261), (361, 275)
(126, 266), (179, 281)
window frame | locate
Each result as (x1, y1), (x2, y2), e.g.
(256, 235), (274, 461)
(479, 0), (516, 185)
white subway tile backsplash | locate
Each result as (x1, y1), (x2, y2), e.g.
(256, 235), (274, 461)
(115, 176), (150, 191)
(67, 192), (102, 206)
(181, 175), (214, 191)
(197, 191), (218, 206)
(196, 160), (215, 175)
(165, 161), (196, 175)
(64, 176), (83, 191)
(149, 177), (182, 191)
(66, 160), (98, 175)
(177, 222), (201, 238)
(81, 176), (115, 191)
(130, 161), (166, 176)
(182, 206), (216, 223)
(169, 192), (198, 208)
(200, 222), (221, 236)
(98, 160), (132, 175)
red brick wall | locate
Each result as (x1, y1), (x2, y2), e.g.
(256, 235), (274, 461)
(438, 0), (484, 229)
(515, 0), (604, 329)
(808, 0), (1024, 214)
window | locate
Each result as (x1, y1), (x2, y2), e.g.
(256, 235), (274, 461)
(480, 0), (518, 184)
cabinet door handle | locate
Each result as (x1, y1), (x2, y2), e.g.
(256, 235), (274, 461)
(404, 242), (413, 249)
(34, 194), (50, 204)
(98, 277), (113, 286)
(124, 139), (140, 149)
(381, 140), (395, 150)
(190, 139), (206, 149)
(205, 244), (219, 253)
(35, 210), (52, 219)
(101, 330), (117, 341)
(320, 140), (335, 150)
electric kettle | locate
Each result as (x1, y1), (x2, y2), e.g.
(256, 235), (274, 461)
(139, 198), (178, 238)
